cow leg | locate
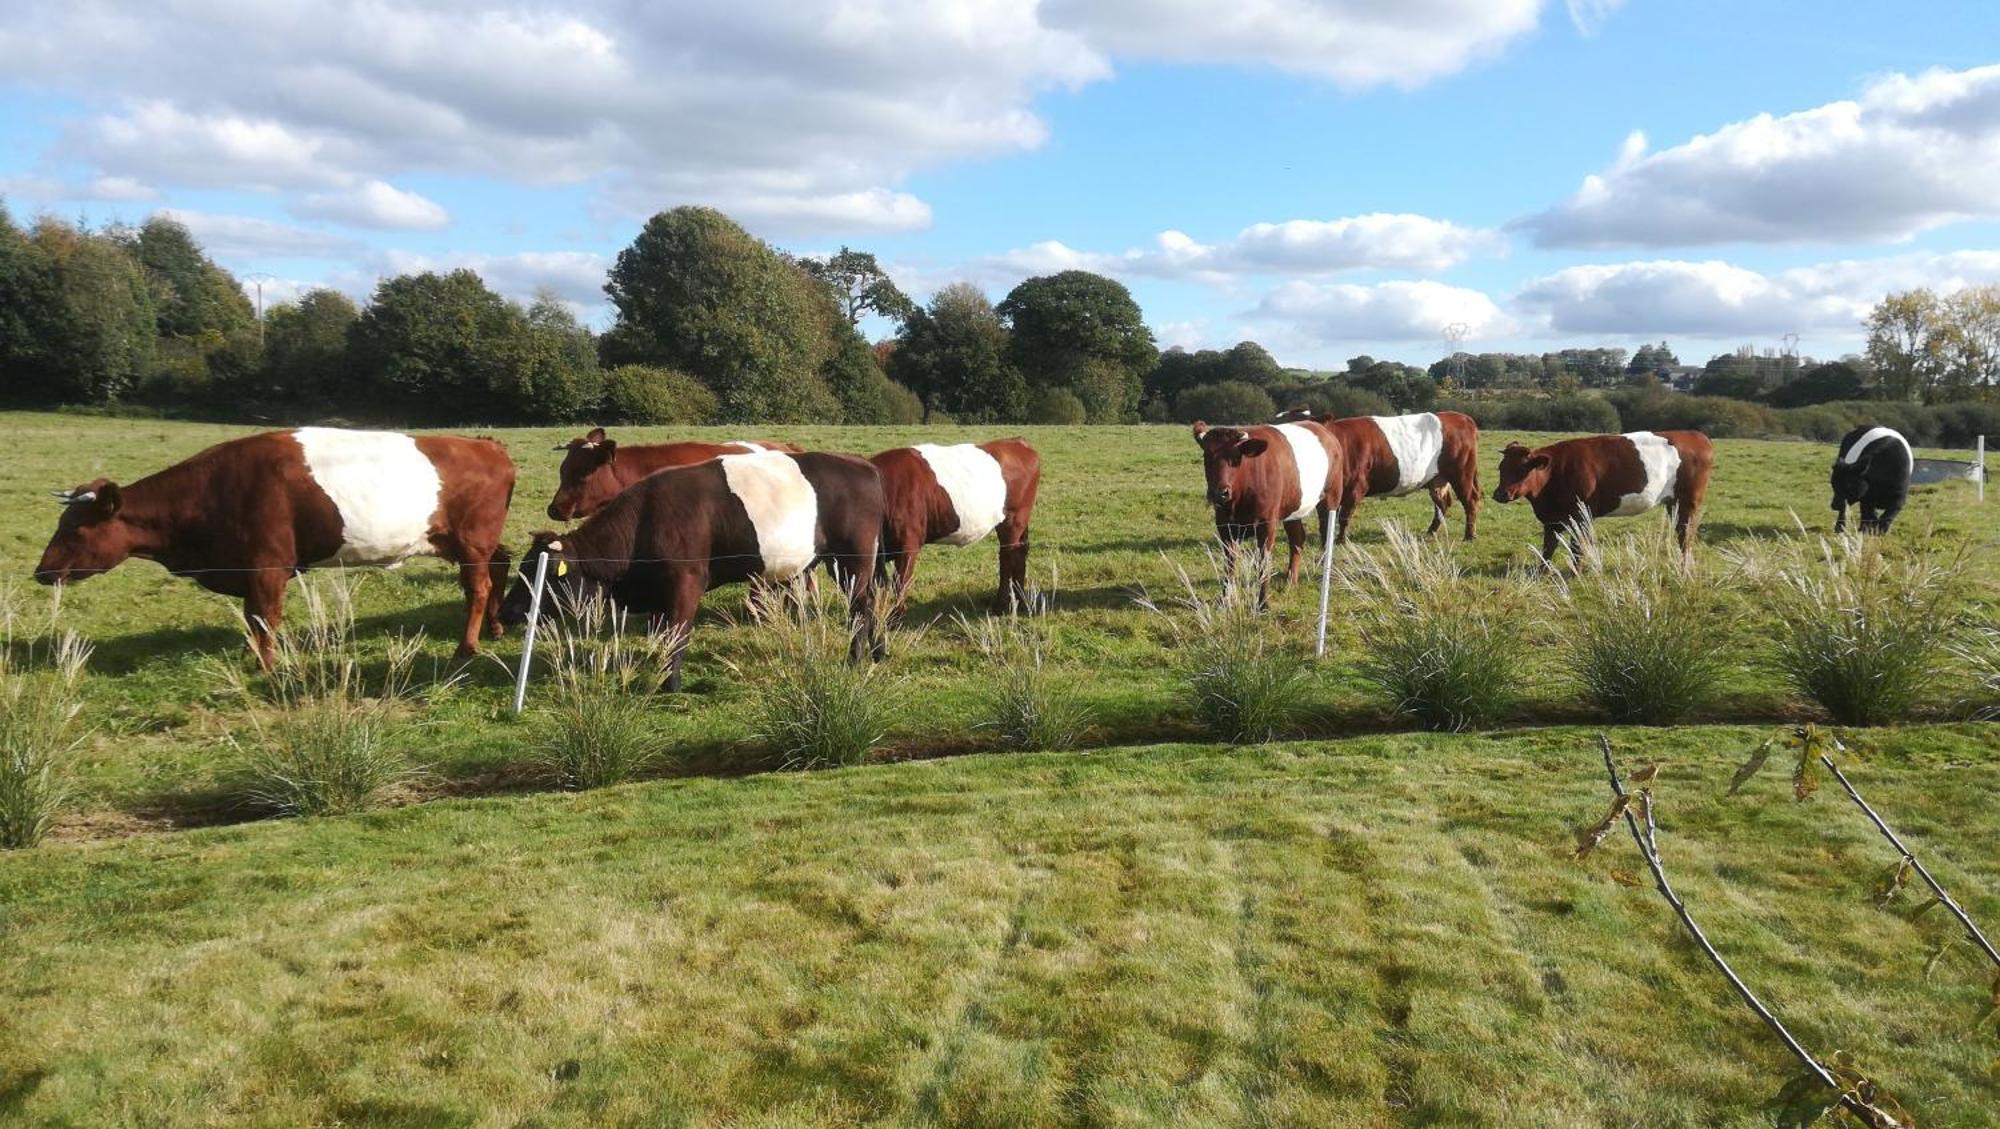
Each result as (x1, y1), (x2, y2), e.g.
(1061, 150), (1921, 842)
(1539, 524), (1561, 565)
(242, 571), (288, 671)
(662, 568), (706, 693)
(1282, 519), (1307, 588)
(1256, 521), (1278, 610)
(1858, 503), (1881, 534)
(1874, 497), (1903, 534)
(1457, 463), (1481, 542)
(484, 551), (509, 639)
(1425, 483), (1451, 536)
(886, 533), (924, 624)
(993, 516), (1032, 615)
(1833, 501), (1848, 534)
(1336, 486), (1363, 545)
(455, 560), (492, 658)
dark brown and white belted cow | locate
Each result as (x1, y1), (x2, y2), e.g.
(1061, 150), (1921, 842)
(1491, 430), (1714, 560)
(546, 428), (802, 521)
(869, 439), (1041, 615)
(34, 428), (516, 666)
(1192, 420), (1346, 606)
(1279, 407), (1482, 542)
(500, 450), (884, 692)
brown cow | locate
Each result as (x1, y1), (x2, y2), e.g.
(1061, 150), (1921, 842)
(500, 450), (884, 692)
(870, 439), (1041, 616)
(546, 428), (802, 521)
(1491, 430), (1714, 560)
(34, 428), (516, 666)
(1192, 420), (1347, 607)
(1280, 407), (1481, 543)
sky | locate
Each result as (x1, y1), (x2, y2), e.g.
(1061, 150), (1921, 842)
(4, 0), (2000, 372)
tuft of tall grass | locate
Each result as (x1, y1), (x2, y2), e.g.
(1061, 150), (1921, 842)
(1139, 548), (1311, 743)
(1954, 621), (2000, 720)
(218, 576), (441, 817)
(1341, 522), (1515, 732)
(0, 591), (91, 849)
(1738, 530), (1966, 726)
(743, 576), (896, 769)
(1558, 530), (1734, 724)
(958, 588), (1091, 752)
(533, 593), (680, 789)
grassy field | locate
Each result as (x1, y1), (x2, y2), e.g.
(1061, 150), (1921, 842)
(1, 411), (1997, 1125)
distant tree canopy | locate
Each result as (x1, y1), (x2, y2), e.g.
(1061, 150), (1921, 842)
(890, 282), (1025, 423)
(1144, 341), (1282, 414)
(998, 270), (1157, 423)
(795, 247), (916, 328)
(1866, 285), (1999, 402)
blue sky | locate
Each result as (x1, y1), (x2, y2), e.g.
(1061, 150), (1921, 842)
(4, 0), (1999, 371)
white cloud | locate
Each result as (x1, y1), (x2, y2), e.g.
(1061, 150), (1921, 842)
(1511, 251), (2000, 337)
(1564, 0), (1624, 36)
(1041, 0), (1542, 89)
(972, 214), (1501, 287)
(1251, 279), (1513, 344)
(1521, 64), (2000, 247)
(158, 209), (363, 260)
(295, 180), (451, 230)
(0, 0), (1566, 238)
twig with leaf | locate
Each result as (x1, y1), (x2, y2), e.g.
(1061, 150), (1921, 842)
(1584, 734), (1912, 1128)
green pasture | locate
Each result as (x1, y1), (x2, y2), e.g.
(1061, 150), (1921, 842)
(0, 412), (1997, 1126)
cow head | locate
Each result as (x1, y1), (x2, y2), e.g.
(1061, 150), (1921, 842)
(1828, 451), (1871, 510)
(498, 533), (596, 627)
(35, 479), (133, 584)
(1492, 443), (1552, 504)
(548, 427), (620, 521)
(1192, 421), (1270, 509)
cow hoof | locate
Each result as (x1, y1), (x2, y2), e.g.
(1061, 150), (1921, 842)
(454, 643), (479, 660)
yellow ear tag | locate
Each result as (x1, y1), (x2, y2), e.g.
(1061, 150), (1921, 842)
(556, 559), (569, 577)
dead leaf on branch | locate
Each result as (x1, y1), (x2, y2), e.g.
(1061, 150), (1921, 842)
(1628, 761), (1660, 785)
(1794, 744), (1821, 802)
(1874, 859), (1914, 907)
(1730, 739), (1776, 794)
(1574, 794), (1632, 860)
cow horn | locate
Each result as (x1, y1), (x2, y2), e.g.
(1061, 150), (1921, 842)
(49, 489), (74, 502)
(71, 491), (96, 504)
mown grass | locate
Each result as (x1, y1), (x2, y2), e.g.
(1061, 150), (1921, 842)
(0, 412), (1997, 1124)
(3, 727), (1999, 1125)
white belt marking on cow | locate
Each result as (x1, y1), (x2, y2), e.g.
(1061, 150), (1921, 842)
(913, 443), (1009, 547)
(1841, 427), (1912, 467)
(293, 428), (442, 566)
(1610, 432), (1682, 517)
(1370, 414), (1444, 496)
(1272, 424), (1330, 522)
(720, 451), (820, 578)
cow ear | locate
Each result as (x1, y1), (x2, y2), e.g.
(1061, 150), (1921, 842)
(1238, 438), (1268, 458)
(93, 482), (123, 517)
(1527, 453), (1551, 471)
(597, 438), (617, 463)
(1191, 421), (1209, 442)
(585, 427), (607, 444)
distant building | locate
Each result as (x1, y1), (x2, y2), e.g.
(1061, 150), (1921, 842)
(1660, 366), (1704, 392)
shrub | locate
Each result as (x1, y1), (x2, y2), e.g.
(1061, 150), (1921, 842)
(534, 595), (680, 789)
(1560, 532), (1734, 723)
(599, 364), (717, 425)
(1280, 383), (1394, 421)
(1747, 532), (1966, 725)
(746, 579), (895, 768)
(1172, 380), (1276, 425)
(1139, 550), (1311, 743)
(1954, 622), (2000, 720)
(1026, 387), (1087, 425)
(1342, 523), (1516, 731)
(218, 577), (440, 817)
(0, 596), (90, 850)
(1436, 394), (1619, 433)
(959, 593), (1091, 752)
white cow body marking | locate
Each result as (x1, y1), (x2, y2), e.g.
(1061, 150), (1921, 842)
(1841, 427), (1912, 467)
(720, 452), (821, 579)
(1370, 414), (1445, 495)
(292, 428), (442, 566)
(914, 444), (1009, 546)
(1609, 432), (1682, 517)
(1272, 424), (1330, 522)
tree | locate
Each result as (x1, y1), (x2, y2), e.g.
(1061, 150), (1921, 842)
(890, 282), (1025, 423)
(1767, 361), (1865, 408)
(13, 217), (156, 404)
(261, 288), (359, 406)
(1342, 355), (1436, 411)
(998, 270), (1157, 423)
(796, 247), (916, 327)
(1865, 289), (1946, 402)
(348, 268), (522, 422)
(498, 294), (602, 422)
(604, 206), (842, 422)
(1629, 341), (1678, 372)
(1937, 285), (2000, 399)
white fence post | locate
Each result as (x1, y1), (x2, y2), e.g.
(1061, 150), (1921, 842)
(1979, 435), (1987, 502)
(511, 551), (551, 715)
(1315, 512), (1338, 658)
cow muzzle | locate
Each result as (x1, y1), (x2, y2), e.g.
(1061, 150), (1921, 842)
(1208, 486), (1233, 506)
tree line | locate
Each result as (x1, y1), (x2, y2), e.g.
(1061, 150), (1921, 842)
(2, 201), (1995, 429)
